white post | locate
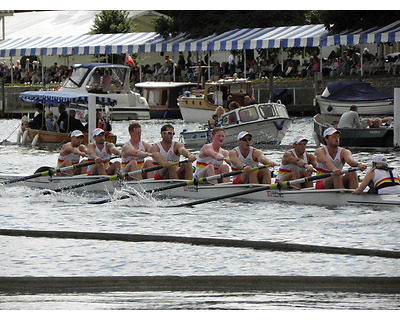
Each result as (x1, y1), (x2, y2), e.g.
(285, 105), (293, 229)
(88, 95), (96, 144)
(394, 88), (400, 148)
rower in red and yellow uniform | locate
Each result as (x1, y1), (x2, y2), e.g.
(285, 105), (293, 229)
(229, 131), (276, 184)
(87, 128), (121, 175)
(275, 135), (317, 188)
(194, 128), (230, 183)
(315, 127), (366, 189)
(121, 122), (153, 179)
(56, 130), (88, 175)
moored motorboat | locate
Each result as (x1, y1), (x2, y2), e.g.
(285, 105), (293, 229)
(135, 82), (197, 119)
(316, 80), (393, 115)
(179, 102), (292, 148)
(313, 113), (393, 148)
(177, 77), (255, 123)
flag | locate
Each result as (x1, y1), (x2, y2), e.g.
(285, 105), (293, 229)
(126, 55), (135, 67)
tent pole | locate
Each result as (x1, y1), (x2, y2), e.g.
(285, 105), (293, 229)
(10, 56), (13, 84)
(243, 49), (247, 78)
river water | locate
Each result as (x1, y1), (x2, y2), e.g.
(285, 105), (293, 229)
(0, 117), (399, 310)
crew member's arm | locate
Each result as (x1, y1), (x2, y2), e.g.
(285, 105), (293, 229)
(342, 149), (367, 171)
(176, 143), (196, 162)
(353, 169), (374, 194)
(254, 149), (276, 167)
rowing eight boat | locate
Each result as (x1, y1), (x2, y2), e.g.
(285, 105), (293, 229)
(0, 174), (399, 207)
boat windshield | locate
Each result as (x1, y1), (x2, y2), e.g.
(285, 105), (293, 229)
(63, 67), (89, 88)
(238, 106), (259, 122)
(258, 104), (276, 118)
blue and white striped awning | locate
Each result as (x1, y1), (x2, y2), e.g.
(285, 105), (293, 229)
(20, 91), (117, 106)
(0, 32), (158, 57)
(359, 20), (400, 44)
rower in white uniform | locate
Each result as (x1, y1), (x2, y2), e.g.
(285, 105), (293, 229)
(57, 130), (88, 175)
(275, 135), (317, 188)
(150, 124), (196, 180)
(87, 128), (121, 175)
(229, 131), (276, 184)
(121, 122), (153, 179)
(194, 128), (230, 183)
(315, 127), (366, 189)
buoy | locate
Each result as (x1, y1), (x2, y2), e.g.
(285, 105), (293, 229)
(32, 133), (39, 147)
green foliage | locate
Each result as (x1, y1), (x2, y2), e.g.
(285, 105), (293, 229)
(320, 10), (400, 33)
(90, 10), (137, 34)
(155, 10), (309, 39)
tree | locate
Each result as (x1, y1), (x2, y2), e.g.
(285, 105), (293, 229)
(320, 10), (400, 33)
(90, 10), (137, 64)
(90, 10), (136, 34)
(154, 10), (309, 39)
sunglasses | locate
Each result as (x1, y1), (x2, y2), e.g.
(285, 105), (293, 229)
(297, 141), (307, 145)
(240, 137), (252, 142)
(162, 131), (175, 135)
(328, 133), (340, 139)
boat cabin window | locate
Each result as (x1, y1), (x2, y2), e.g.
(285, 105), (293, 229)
(239, 106), (259, 122)
(63, 67), (88, 88)
(258, 104), (275, 118)
(221, 110), (238, 126)
(86, 67), (127, 93)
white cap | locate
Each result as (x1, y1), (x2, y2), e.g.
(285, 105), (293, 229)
(237, 131), (252, 140)
(93, 128), (105, 136)
(70, 130), (84, 138)
(323, 127), (340, 138)
(372, 155), (388, 165)
(293, 135), (308, 144)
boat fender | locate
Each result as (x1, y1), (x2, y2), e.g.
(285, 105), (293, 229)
(32, 133), (39, 147)
(21, 129), (28, 144)
(327, 105), (333, 112)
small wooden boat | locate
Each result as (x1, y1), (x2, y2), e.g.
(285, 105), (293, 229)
(316, 80), (393, 115)
(135, 82), (197, 119)
(21, 128), (117, 147)
(179, 102), (292, 148)
(177, 77), (255, 123)
(313, 113), (393, 148)
(1, 174), (399, 207)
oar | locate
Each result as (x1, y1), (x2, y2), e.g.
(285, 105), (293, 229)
(41, 159), (190, 195)
(170, 167), (361, 207)
(89, 165), (270, 204)
(2, 156), (120, 185)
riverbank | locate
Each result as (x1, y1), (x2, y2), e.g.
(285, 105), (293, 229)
(1, 75), (400, 118)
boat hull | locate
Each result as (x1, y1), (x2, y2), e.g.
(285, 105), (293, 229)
(316, 96), (394, 115)
(23, 128), (117, 146)
(180, 117), (292, 148)
(178, 102), (215, 123)
(2, 175), (398, 207)
(313, 114), (393, 148)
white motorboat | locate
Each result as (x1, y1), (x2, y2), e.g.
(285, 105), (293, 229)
(21, 63), (150, 121)
(179, 102), (292, 148)
(316, 80), (393, 115)
(177, 77), (254, 123)
(135, 82), (197, 119)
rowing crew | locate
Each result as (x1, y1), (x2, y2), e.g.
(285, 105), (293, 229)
(57, 123), (400, 195)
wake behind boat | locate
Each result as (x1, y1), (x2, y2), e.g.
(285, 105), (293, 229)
(179, 102), (292, 148)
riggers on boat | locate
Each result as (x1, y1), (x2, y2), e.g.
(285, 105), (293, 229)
(1, 174), (399, 207)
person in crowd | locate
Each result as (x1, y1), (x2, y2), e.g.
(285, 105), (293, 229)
(28, 103), (46, 130)
(315, 127), (367, 189)
(62, 109), (85, 133)
(337, 105), (363, 129)
(366, 117), (393, 128)
(86, 128), (121, 175)
(150, 124), (196, 180)
(57, 104), (69, 132)
(121, 122), (153, 179)
(275, 136), (317, 188)
(101, 69), (111, 91)
(353, 155), (400, 195)
(209, 106), (225, 128)
(194, 128), (230, 183)
(45, 110), (58, 132)
(56, 130), (88, 175)
(228, 50), (235, 77)
(229, 131), (276, 184)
